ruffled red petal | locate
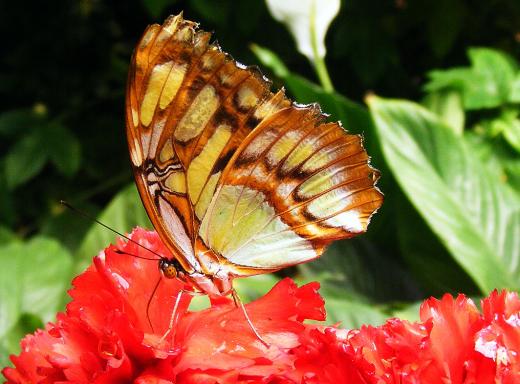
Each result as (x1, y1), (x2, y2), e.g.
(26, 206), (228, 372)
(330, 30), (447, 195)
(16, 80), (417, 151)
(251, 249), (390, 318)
(3, 228), (520, 384)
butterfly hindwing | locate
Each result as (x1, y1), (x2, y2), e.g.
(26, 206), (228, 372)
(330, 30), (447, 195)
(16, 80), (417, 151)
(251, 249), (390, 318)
(199, 106), (383, 273)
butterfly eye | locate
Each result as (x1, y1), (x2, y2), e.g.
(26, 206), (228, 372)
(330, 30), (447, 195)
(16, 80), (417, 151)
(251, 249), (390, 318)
(159, 259), (178, 279)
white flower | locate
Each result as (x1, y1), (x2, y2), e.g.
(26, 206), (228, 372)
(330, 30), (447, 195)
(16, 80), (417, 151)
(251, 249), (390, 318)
(265, 0), (340, 62)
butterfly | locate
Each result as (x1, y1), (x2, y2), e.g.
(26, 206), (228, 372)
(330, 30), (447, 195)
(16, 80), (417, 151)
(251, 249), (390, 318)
(126, 13), (383, 301)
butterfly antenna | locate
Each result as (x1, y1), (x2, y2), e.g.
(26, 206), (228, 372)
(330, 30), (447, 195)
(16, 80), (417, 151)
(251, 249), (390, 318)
(60, 200), (162, 260)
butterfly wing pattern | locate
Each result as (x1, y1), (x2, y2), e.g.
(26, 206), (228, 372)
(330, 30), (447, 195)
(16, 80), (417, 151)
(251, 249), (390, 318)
(126, 14), (383, 289)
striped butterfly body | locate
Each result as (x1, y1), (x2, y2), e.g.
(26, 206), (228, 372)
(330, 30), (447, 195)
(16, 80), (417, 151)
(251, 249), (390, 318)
(126, 14), (383, 298)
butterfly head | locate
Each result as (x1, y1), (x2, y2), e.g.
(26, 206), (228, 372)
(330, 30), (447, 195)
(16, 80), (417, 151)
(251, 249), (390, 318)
(159, 257), (186, 280)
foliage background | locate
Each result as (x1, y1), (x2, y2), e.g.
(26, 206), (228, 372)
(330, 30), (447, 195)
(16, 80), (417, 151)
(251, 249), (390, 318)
(1, 0), (519, 366)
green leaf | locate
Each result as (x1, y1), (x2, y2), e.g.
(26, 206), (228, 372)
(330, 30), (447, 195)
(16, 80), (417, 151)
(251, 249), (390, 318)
(299, 239), (418, 303)
(424, 48), (518, 110)
(511, 72), (520, 103)
(368, 96), (520, 293)
(424, 67), (474, 92)
(141, 0), (175, 18)
(464, 133), (520, 194)
(0, 325), (21, 368)
(0, 226), (19, 244)
(505, 161), (520, 194)
(0, 166), (15, 226)
(250, 44), (289, 78)
(468, 48), (517, 105)
(324, 297), (387, 328)
(74, 184), (151, 273)
(477, 109), (520, 153)
(44, 123), (82, 177)
(251, 45), (358, 124)
(422, 90), (465, 135)
(427, 0), (464, 58)
(0, 249), (22, 340)
(502, 117), (520, 153)
(0, 237), (73, 339)
(234, 274), (281, 302)
(397, 196), (478, 296)
(191, 0), (230, 26)
(41, 201), (98, 252)
(0, 108), (44, 137)
(390, 302), (421, 323)
(4, 131), (48, 189)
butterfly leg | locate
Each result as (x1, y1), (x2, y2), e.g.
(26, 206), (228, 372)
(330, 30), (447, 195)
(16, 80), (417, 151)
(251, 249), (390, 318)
(158, 289), (206, 347)
(231, 288), (269, 347)
(157, 288), (184, 347)
(146, 276), (163, 333)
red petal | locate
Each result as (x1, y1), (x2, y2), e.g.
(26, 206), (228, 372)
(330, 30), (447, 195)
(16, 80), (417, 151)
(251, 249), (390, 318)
(173, 279), (326, 379)
(419, 294), (483, 382)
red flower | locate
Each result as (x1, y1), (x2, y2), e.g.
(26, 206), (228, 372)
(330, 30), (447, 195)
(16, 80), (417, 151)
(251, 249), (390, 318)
(2, 228), (520, 383)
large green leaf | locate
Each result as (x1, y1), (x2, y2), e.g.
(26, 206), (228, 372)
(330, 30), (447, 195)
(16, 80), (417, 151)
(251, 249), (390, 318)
(324, 297), (387, 328)
(368, 97), (520, 292)
(0, 226), (19, 244)
(422, 90), (465, 135)
(465, 133), (520, 194)
(4, 131), (48, 189)
(396, 196), (479, 296)
(0, 237), (72, 339)
(74, 184), (150, 273)
(297, 239), (418, 328)
(299, 238), (420, 303)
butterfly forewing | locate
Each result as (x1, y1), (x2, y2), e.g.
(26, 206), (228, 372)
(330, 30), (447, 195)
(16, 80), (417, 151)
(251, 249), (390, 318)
(126, 14), (383, 277)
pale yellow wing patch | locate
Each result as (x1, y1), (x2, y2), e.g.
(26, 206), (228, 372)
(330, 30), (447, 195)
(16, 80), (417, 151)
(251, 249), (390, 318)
(199, 185), (316, 268)
(187, 124), (231, 205)
(160, 63), (188, 109)
(174, 85), (220, 142)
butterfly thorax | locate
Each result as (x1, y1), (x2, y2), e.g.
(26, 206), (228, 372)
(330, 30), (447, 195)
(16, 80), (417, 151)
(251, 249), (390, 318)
(192, 237), (234, 296)
(159, 245), (233, 297)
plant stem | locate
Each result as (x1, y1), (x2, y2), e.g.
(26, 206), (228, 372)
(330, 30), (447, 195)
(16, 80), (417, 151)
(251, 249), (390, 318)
(309, 0), (334, 93)
(314, 55), (334, 93)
